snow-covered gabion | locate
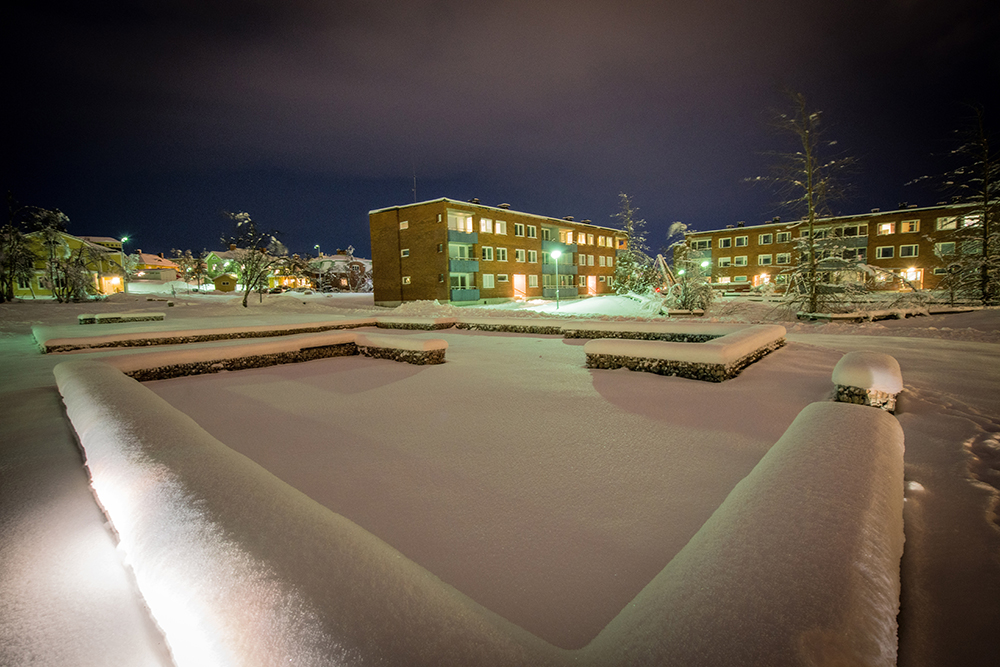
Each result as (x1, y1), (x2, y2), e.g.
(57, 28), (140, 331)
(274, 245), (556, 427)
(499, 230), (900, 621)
(833, 351), (903, 412)
(584, 325), (786, 382)
(375, 317), (457, 330)
(77, 314), (96, 324)
(355, 333), (448, 365)
(456, 319), (565, 335)
(123, 343), (359, 381)
(96, 312), (166, 324)
(566, 329), (717, 342)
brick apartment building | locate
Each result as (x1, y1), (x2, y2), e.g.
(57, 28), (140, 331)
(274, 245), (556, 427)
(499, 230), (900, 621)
(681, 203), (978, 291)
(370, 198), (626, 306)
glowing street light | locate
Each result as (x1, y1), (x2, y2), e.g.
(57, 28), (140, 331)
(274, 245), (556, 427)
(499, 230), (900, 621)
(551, 249), (562, 309)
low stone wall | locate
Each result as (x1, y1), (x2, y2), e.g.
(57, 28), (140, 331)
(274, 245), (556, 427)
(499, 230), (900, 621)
(79, 312), (166, 325)
(456, 321), (565, 335)
(376, 318), (457, 330)
(123, 343), (359, 381)
(358, 345), (446, 365)
(831, 351), (903, 413)
(565, 329), (718, 342)
(586, 339), (784, 382)
(835, 385), (898, 412)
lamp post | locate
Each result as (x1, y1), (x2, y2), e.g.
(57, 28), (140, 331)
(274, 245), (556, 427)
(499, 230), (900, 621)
(120, 236), (131, 294)
(551, 249), (562, 309)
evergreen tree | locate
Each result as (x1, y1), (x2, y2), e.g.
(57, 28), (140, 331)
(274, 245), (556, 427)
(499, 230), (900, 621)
(612, 193), (657, 295)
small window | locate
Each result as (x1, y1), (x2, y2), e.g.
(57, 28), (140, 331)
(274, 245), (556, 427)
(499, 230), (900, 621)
(588, 255), (595, 266)
(876, 246), (894, 259)
(480, 218), (493, 233)
(718, 257), (732, 267)
(528, 274), (539, 288)
(399, 221), (408, 230)
(734, 256), (748, 267)
(900, 244), (918, 258)
(719, 238), (732, 249)
(878, 222), (896, 235)
(481, 246), (494, 261)
(515, 249), (526, 262)
(735, 236), (748, 247)
(776, 253), (791, 265)
(400, 249), (409, 258)
(607, 256), (613, 267)
(17, 276), (32, 290)
(759, 233), (773, 245)
(776, 231), (791, 243)
(495, 220), (507, 235)
(691, 239), (711, 250)
(758, 254), (772, 266)
(597, 236), (605, 247)
(482, 274), (495, 289)
(402, 276), (411, 284)
(496, 248), (508, 261)
(514, 223), (525, 237)
(901, 220), (919, 233)
(933, 267), (947, 275)
(936, 217), (957, 231)
(497, 274), (509, 282)
(599, 275), (606, 282)
(437, 243), (444, 253)
(936, 242), (956, 256)
(438, 274), (444, 282)
(527, 225), (537, 239)
(734, 276), (748, 282)
(528, 250), (537, 263)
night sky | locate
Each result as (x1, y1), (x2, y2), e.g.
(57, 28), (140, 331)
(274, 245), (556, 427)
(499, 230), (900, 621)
(5, 0), (998, 259)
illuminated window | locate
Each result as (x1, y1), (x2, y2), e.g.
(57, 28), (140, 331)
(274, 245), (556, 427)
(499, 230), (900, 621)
(588, 234), (594, 245)
(402, 276), (411, 284)
(878, 222), (895, 235)
(597, 236), (605, 246)
(901, 220), (919, 233)
(480, 218), (493, 233)
(876, 246), (894, 259)
(936, 217), (957, 231)
(776, 231), (791, 243)
(399, 221), (408, 230)
(495, 220), (507, 234)
(900, 244), (918, 258)
(759, 233), (773, 245)
(447, 211), (473, 233)
(717, 276), (731, 283)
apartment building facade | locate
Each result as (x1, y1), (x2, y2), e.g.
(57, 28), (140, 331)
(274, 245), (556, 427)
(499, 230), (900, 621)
(370, 198), (625, 306)
(682, 203), (978, 291)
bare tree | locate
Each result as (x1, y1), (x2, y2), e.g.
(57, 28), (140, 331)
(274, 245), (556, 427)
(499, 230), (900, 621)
(749, 92), (856, 313)
(220, 211), (287, 307)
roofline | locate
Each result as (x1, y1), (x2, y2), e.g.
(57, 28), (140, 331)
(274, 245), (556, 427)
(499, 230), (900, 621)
(684, 202), (977, 236)
(369, 197), (624, 234)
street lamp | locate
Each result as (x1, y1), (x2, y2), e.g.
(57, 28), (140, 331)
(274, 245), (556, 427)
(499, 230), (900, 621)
(551, 249), (562, 309)
(120, 236), (131, 294)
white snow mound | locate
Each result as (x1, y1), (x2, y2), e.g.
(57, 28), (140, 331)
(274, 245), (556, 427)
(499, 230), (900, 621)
(832, 351), (904, 394)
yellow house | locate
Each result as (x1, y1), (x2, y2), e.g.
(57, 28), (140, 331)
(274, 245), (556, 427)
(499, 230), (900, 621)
(14, 231), (126, 299)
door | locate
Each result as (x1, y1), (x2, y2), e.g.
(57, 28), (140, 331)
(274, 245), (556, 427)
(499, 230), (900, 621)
(513, 274), (526, 299)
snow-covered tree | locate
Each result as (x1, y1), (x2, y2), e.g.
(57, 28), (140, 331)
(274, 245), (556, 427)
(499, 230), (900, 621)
(220, 211), (287, 307)
(749, 92), (856, 313)
(172, 248), (209, 291)
(0, 223), (36, 301)
(612, 193), (658, 295)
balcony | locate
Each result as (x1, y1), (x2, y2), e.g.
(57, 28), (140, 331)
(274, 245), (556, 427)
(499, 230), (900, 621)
(448, 230), (478, 244)
(450, 288), (480, 302)
(542, 287), (578, 299)
(449, 259), (479, 273)
(542, 263), (577, 275)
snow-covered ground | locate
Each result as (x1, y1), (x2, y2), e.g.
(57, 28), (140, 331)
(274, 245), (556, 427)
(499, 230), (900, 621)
(1, 289), (998, 666)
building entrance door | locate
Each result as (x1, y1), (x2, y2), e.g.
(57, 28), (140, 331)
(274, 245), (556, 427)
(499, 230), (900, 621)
(513, 274), (526, 299)
(587, 275), (597, 295)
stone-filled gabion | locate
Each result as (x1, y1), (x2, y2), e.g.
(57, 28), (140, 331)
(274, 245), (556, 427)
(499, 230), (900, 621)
(124, 343), (359, 381)
(835, 385), (897, 412)
(586, 339), (785, 382)
(44, 321), (369, 353)
(564, 329), (719, 342)
(456, 322), (565, 335)
(376, 321), (455, 330)
(358, 345), (446, 365)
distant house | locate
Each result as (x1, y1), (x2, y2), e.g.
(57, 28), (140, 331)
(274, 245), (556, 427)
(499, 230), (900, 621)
(213, 273), (239, 292)
(310, 248), (372, 291)
(14, 231), (126, 298)
(132, 250), (180, 282)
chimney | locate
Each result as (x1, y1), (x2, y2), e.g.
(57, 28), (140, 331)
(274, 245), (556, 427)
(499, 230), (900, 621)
(772, 216), (780, 223)
(726, 225), (734, 229)
(158, 252), (164, 258)
(498, 203), (511, 209)
(581, 219), (592, 223)
(898, 202), (907, 209)
(736, 221), (745, 227)
(563, 216), (574, 221)
(871, 208), (880, 213)
(470, 198), (480, 204)
(229, 243), (236, 251)
(908, 204), (918, 209)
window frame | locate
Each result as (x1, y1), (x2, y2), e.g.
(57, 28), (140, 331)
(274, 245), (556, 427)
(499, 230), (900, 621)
(876, 246), (895, 259)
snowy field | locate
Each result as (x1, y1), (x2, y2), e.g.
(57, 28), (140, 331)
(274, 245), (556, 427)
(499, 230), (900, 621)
(2, 287), (999, 666)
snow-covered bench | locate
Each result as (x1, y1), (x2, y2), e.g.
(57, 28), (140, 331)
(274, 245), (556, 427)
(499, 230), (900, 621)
(78, 312), (166, 325)
(584, 324), (786, 382)
(376, 316), (457, 330)
(355, 333), (448, 365)
(53, 361), (906, 667)
(455, 317), (567, 335)
(832, 351), (903, 412)
(563, 321), (744, 342)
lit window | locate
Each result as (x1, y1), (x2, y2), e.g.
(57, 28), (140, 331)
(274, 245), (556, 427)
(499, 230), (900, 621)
(480, 218), (493, 233)
(878, 222), (895, 235)
(936, 217), (957, 231)
(876, 246), (894, 259)
(588, 234), (594, 245)
(901, 220), (919, 233)
(495, 220), (507, 234)
(402, 276), (411, 284)
(717, 276), (731, 283)
(900, 244), (918, 258)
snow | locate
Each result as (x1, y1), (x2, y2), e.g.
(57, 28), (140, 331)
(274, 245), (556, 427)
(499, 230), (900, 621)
(354, 332), (448, 352)
(53, 358), (905, 666)
(2, 291), (998, 666)
(584, 324), (786, 365)
(832, 351), (904, 394)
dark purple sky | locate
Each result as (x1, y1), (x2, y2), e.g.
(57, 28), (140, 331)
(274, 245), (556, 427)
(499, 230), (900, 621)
(5, 0), (998, 258)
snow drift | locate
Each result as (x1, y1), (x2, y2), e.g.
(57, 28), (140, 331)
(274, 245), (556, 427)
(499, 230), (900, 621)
(55, 359), (905, 666)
